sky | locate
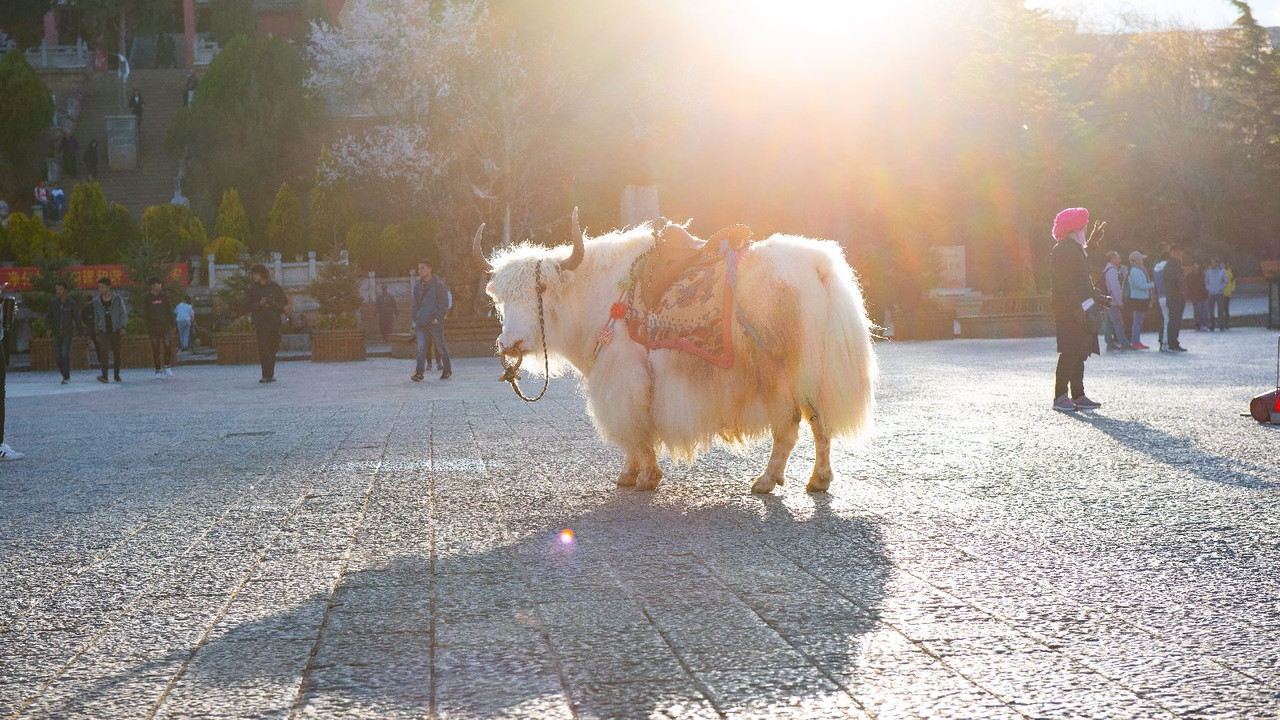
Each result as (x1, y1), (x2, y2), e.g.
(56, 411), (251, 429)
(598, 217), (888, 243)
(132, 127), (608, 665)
(1028, 0), (1280, 29)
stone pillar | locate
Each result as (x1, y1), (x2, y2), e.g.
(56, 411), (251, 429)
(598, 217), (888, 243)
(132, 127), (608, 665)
(621, 185), (660, 228)
(208, 254), (217, 287)
(43, 12), (58, 46)
(272, 252), (283, 284)
(183, 0), (196, 68)
(308, 251), (317, 280)
(105, 115), (138, 169)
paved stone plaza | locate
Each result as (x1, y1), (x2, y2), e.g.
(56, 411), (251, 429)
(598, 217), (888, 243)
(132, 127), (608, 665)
(1, 329), (1278, 719)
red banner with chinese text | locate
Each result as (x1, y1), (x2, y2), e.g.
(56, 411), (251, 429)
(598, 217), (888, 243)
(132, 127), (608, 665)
(0, 263), (190, 292)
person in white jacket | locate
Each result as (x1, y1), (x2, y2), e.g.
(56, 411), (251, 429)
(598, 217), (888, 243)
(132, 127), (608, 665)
(1203, 258), (1229, 331)
(1102, 252), (1132, 350)
(1126, 251), (1155, 349)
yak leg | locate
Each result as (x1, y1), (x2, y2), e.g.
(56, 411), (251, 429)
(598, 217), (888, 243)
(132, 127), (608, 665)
(616, 454), (642, 487)
(750, 411), (801, 494)
(807, 415), (834, 493)
(633, 447), (663, 491)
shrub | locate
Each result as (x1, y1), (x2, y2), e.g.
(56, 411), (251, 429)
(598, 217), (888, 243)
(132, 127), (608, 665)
(5, 212), (58, 264)
(60, 184), (112, 262)
(214, 188), (251, 248)
(141, 204), (208, 259)
(307, 256), (362, 324)
(206, 235), (247, 264)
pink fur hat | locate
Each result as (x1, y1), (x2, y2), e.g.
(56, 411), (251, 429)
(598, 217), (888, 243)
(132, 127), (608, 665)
(1052, 207), (1089, 241)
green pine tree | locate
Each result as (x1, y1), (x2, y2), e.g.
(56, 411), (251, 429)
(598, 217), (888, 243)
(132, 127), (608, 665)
(214, 188), (252, 249)
(266, 182), (305, 259)
(61, 183), (117, 264)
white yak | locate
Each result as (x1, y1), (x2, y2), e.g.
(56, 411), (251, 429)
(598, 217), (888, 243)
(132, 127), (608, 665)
(480, 209), (876, 493)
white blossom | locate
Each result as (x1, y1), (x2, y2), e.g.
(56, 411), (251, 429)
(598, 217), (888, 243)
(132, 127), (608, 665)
(307, 0), (485, 192)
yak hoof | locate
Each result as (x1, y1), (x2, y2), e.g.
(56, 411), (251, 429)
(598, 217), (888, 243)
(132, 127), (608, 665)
(635, 466), (663, 491)
(617, 467), (639, 487)
(750, 474), (783, 494)
(806, 469), (833, 493)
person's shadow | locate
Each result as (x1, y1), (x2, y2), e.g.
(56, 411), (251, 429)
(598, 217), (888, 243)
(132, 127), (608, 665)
(47, 493), (889, 717)
(1071, 413), (1278, 489)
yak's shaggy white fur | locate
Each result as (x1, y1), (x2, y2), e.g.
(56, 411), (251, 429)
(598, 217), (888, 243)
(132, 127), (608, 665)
(485, 222), (877, 493)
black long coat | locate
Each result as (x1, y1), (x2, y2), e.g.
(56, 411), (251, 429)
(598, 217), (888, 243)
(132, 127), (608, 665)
(1051, 240), (1102, 356)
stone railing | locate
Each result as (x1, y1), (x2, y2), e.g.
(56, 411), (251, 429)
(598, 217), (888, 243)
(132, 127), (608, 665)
(25, 40), (90, 69)
(208, 250), (347, 289)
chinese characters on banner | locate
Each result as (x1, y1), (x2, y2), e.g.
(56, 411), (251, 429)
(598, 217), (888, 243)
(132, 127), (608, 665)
(0, 263), (190, 291)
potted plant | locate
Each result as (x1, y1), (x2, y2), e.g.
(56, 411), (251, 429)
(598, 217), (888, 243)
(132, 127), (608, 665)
(215, 315), (259, 365)
(307, 258), (365, 362)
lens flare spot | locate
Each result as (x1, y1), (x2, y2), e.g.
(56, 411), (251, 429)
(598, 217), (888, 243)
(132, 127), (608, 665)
(558, 528), (575, 544)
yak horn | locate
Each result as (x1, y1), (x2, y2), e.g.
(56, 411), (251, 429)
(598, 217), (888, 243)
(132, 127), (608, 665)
(472, 223), (489, 270)
(562, 206), (584, 272)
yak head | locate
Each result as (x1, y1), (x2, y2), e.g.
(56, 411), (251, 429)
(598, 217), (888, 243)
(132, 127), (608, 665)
(478, 208), (585, 369)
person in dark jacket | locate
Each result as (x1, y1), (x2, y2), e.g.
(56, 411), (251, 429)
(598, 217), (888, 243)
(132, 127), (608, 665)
(1050, 207), (1110, 412)
(44, 280), (81, 384)
(375, 285), (397, 341)
(246, 264), (287, 383)
(84, 139), (99, 181)
(411, 260), (452, 381)
(1162, 245), (1188, 353)
(0, 285), (22, 460)
(90, 277), (128, 383)
(143, 278), (175, 378)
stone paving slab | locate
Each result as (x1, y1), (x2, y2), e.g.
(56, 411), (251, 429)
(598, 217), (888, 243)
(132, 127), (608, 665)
(1, 329), (1279, 718)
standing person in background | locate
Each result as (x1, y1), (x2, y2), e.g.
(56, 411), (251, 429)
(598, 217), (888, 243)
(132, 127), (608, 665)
(1125, 252), (1154, 350)
(1203, 258), (1228, 332)
(143, 278), (175, 379)
(33, 181), (48, 219)
(1050, 207), (1108, 413)
(90, 277), (127, 382)
(49, 183), (65, 223)
(174, 296), (195, 351)
(44, 280), (80, 384)
(1222, 262), (1235, 331)
(411, 260), (452, 382)
(1185, 259), (1208, 331)
(84, 139), (99, 181)
(0, 285), (23, 460)
(60, 131), (79, 178)
(1163, 246), (1188, 352)
(129, 90), (145, 130)
(1152, 244), (1169, 351)
(375, 285), (396, 342)
(1101, 251), (1131, 351)
(185, 70), (199, 107)
(246, 264), (287, 383)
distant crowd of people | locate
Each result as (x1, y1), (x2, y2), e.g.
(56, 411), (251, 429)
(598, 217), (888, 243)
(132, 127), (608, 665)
(1051, 206), (1238, 413)
(42, 277), (196, 386)
(1096, 243), (1234, 356)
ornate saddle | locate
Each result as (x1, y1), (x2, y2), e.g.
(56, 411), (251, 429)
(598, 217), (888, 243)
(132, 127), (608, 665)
(624, 221), (754, 368)
(638, 221), (752, 309)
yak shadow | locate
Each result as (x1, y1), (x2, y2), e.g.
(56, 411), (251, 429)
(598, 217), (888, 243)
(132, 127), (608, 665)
(1070, 413), (1278, 490)
(46, 494), (890, 718)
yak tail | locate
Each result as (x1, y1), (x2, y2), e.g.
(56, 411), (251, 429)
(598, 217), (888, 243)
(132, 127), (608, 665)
(788, 240), (877, 440)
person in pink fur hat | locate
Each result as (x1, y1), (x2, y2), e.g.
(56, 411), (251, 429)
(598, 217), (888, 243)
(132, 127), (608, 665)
(1050, 207), (1110, 412)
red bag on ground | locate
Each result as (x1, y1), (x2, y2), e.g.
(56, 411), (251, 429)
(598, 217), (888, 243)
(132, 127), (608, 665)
(1249, 389), (1280, 423)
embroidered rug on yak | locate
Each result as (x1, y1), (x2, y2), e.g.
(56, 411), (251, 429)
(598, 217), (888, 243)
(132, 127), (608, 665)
(625, 227), (751, 369)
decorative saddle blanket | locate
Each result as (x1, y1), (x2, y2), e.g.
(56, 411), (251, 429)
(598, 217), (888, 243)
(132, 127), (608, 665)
(624, 226), (752, 368)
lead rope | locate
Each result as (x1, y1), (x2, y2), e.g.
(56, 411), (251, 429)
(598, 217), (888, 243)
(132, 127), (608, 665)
(500, 261), (551, 402)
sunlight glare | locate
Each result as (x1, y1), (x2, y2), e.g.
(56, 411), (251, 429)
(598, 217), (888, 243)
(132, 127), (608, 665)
(708, 0), (943, 70)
